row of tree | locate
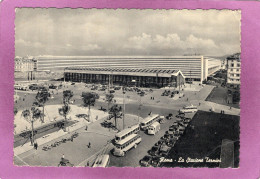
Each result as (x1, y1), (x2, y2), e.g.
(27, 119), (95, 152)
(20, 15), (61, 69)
(15, 87), (124, 145)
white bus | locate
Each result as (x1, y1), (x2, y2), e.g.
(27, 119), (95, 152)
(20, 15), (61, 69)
(179, 105), (198, 113)
(147, 122), (160, 135)
(114, 124), (140, 144)
(140, 114), (160, 130)
(113, 134), (142, 157)
(92, 154), (110, 167)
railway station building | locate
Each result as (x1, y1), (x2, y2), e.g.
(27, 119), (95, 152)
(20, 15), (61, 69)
(64, 67), (185, 88)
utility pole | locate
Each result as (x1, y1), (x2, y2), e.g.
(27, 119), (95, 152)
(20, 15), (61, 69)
(179, 72), (181, 97)
(64, 69), (65, 83)
(190, 69), (192, 88)
(123, 87), (126, 130)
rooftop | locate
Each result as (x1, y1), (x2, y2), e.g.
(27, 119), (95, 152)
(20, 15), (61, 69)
(65, 67), (177, 74)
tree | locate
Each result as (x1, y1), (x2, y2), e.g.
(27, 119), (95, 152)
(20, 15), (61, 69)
(105, 93), (114, 109)
(81, 92), (99, 122)
(58, 105), (71, 121)
(109, 104), (123, 130)
(58, 90), (73, 131)
(63, 90), (74, 105)
(21, 107), (43, 145)
(35, 87), (49, 123)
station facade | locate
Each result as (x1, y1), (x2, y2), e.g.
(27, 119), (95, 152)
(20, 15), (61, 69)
(35, 56), (221, 82)
(64, 67), (185, 88)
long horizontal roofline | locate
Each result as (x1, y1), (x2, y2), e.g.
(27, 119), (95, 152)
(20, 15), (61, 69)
(35, 55), (206, 59)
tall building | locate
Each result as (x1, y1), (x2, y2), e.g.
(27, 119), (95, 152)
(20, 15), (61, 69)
(35, 56), (221, 82)
(15, 56), (37, 72)
(226, 53), (241, 89)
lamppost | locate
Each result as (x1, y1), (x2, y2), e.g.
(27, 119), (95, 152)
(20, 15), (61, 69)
(122, 86), (126, 130)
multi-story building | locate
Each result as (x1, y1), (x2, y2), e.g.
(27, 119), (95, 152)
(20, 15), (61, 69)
(35, 55), (221, 82)
(15, 56), (37, 72)
(226, 53), (241, 89)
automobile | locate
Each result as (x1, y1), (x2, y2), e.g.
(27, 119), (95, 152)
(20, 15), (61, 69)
(58, 158), (74, 167)
(186, 81), (193, 84)
(173, 133), (180, 140)
(91, 86), (98, 90)
(139, 155), (152, 167)
(183, 117), (191, 123)
(159, 143), (171, 157)
(99, 88), (106, 91)
(114, 86), (121, 90)
(148, 146), (160, 156)
(167, 128), (175, 135)
(71, 82), (75, 85)
(154, 140), (164, 147)
(150, 156), (161, 167)
(161, 134), (171, 141)
(99, 107), (107, 112)
(110, 90), (115, 93)
(179, 121), (188, 128)
(176, 113), (185, 118)
(49, 84), (57, 89)
(166, 139), (176, 147)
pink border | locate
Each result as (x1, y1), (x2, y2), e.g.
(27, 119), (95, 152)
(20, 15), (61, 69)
(0, 0), (260, 178)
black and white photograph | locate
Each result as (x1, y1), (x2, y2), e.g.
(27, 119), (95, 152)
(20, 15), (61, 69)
(14, 9), (241, 168)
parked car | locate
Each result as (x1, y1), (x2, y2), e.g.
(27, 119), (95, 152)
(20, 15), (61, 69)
(49, 84), (57, 89)
(176, 113), (185, 118)
(167, 128), (175, 135)
(148, 146), (160, 156)
(159, 143), (171, 157)
(139, 155), (152, 167)
(150, 156), (161, 167)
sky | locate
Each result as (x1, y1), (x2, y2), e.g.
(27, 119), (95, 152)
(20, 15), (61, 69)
(15, 8), (241, 57)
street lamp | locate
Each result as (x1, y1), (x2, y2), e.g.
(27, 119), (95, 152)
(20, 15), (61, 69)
(122, 86), (126, 130)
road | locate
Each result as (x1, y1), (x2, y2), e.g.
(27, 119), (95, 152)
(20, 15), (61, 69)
(109, 110), (180, 167)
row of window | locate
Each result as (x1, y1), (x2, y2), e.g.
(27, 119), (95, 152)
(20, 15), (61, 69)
(229, 69), (240, 72)
(116, 127), (140, 141)
(228, 79), (240, 82)
(229, 74), (240, 77)
(229, 63), (241, 67)
(118, 136), (140, 149)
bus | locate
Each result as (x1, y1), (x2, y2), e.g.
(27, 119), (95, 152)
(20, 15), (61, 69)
(147, 122), (160, 135)
(179, 105), (198, 113)
(115, 124), (140, 144)
(140, 114), (160, 130)
(113, 134), (142, 157)
(92, 154), (110, 167)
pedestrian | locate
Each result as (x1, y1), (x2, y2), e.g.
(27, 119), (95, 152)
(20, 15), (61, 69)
(230, 106), (232, 110)
(85, 126), (88, 131)
(87, 161), (89, 166)
(35, 142), (38, 150)
(88, 142), (91, 148)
